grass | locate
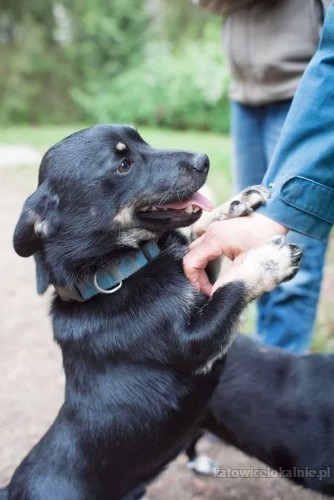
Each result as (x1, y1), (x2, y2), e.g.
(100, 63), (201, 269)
(1, 124), (333, 352)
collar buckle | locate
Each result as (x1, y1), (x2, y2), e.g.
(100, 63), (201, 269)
(93, 275), (123, 294)
(54, 240), (160, 302)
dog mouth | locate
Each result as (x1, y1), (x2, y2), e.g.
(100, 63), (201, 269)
(136, 191), (214, 221)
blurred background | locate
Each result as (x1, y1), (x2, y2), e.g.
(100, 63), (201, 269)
(0, 0), (229, 131)
(0, 1), (333, 498)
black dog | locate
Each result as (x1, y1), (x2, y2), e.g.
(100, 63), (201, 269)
(1, 125), (301, 500)
(187, 334), (334, 496)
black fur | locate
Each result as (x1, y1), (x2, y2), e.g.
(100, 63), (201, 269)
(189, 335), (334, 496)
(2, 125), (250, 500)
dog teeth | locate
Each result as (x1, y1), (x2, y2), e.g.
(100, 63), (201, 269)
(138, 205), (201, 214)
(139, 206), (165, 213)
(185, 205), (200, 214)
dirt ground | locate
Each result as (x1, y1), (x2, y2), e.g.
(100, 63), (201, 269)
(0, 159), (331, 499)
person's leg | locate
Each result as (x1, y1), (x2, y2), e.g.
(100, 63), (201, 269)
(258, 231), (327, 352)
(231, 101), (267, 192)
(257, 100), (328, 352)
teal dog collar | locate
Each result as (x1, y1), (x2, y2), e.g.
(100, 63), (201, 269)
(55, 240), (160, 302)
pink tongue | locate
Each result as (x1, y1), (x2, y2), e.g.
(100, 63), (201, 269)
(157, 191), (214, 212)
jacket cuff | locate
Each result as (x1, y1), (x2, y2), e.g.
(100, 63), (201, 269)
(257, 176), (333, 242)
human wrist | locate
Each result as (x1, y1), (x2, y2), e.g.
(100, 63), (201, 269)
(250, 212), (288, 237)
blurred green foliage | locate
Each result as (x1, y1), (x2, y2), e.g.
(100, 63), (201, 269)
(0, 0), (230, 131)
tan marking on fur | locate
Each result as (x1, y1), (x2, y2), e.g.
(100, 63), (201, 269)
(28, 210), (49, 238)
(114, 207), (134, 227)
(116, 142), (127, 152)
(117, 229), (156, 248)
(27, 209), (38, 223)
(34, 220), (49, 238)
(114, 207), (158, 247)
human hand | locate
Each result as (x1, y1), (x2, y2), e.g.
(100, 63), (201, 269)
(183, 212), (288, 296)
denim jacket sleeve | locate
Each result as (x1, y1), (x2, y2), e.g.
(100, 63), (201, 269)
(257, 1), (334, 241)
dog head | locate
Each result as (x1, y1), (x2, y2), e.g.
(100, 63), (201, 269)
(13, 125), (212, 292)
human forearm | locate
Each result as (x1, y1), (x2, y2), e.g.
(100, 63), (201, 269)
(257, 3), (334, 241)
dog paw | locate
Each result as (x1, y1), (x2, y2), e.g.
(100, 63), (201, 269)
(219, 185), (270, 220)
(187, 455), (218, 476)
(242, 236), (303, 299)
(239, 184), (270, 207)
(267, 237), (303, 284)
(220, 236), (303, 300)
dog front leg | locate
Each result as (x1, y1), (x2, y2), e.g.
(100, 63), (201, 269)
(179, 236), (302, 374)
(179, 281), (246, 374)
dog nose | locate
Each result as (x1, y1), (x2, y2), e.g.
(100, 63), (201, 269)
(192, 154), (210, 173)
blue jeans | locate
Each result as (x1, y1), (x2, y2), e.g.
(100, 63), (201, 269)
(231, 100), (328, 353)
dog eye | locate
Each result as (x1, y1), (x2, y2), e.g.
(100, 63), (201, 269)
(116, 159), (133, 175)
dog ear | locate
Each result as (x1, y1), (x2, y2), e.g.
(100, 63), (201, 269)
(13, 183), (60, 258)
